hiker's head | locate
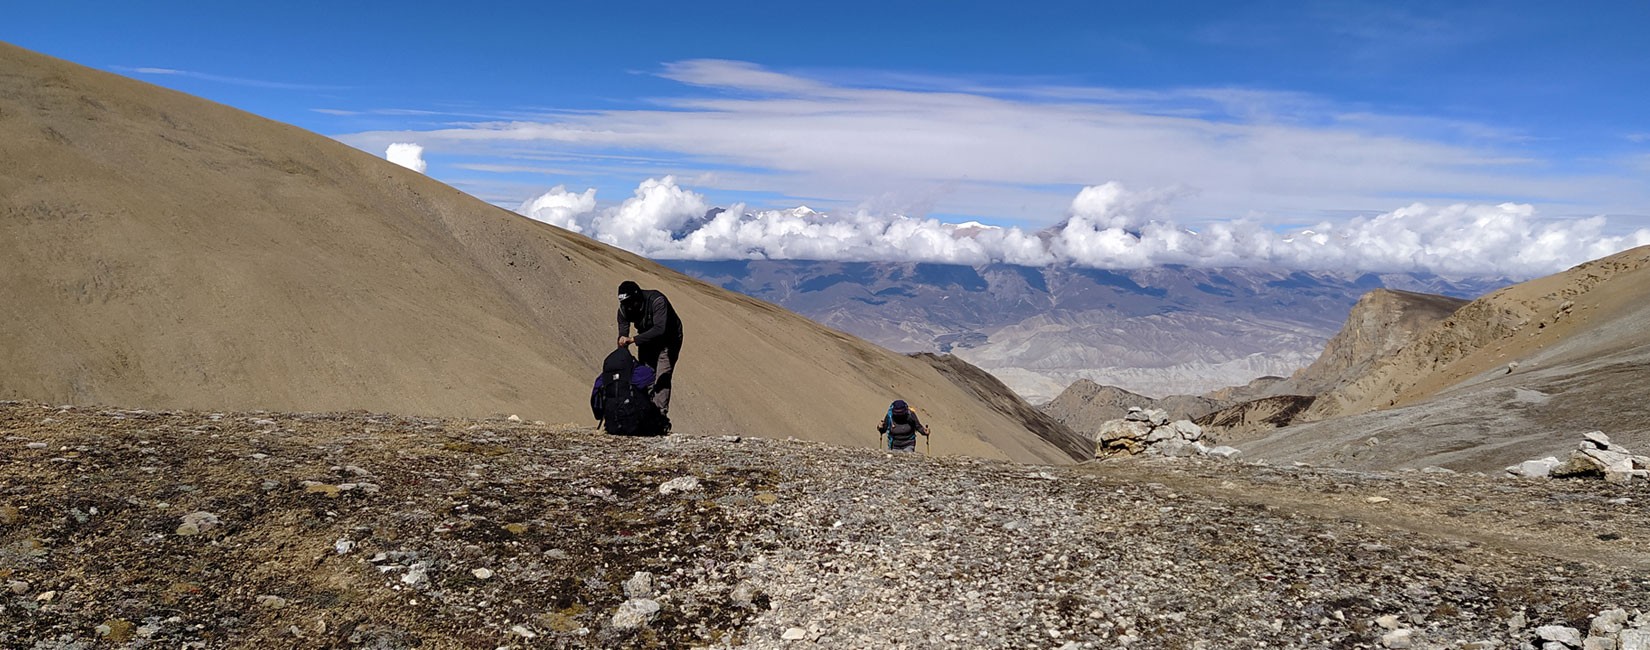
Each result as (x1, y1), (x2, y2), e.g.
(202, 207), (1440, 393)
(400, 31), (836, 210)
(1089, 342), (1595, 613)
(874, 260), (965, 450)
(891, 400), (909, 415)
(618, 280), (643, 314)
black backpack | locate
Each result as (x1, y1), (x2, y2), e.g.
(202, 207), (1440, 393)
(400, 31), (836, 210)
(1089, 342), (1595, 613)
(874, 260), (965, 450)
(595, 348), (666, 437)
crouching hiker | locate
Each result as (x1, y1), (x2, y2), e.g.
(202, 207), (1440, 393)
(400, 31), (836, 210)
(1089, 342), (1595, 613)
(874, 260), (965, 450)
(591, 347), (668, 436)
(876, 400), (930, 453)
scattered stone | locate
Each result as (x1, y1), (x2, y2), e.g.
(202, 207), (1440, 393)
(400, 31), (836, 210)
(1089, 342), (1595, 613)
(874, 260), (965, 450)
(511, 624), (537, 639)
(175, 511), (221, 536)
(720, 435), (742, 443)
(624, 571), (655, 598)
(1619, 629), (1650, 650)
(334, 539), (355, 555)
(1381, 628), (1414, 648)
(26, 442), (47, 449)
(402, 562), (428, 585)
(503, 522), (530, 535)
(1593, 609), (1630, 636)
(7, 579), (29, 595)
(471, 568), (494, 580)
(507, 414), (522, 422)
(1208, 446), (1242, 460)
(36, 590), (56, 602)
(611, 598), (661, 630)
(782, 627), (809, 640)
(659, 476), (700, 495)
(1536, 625), (1584, 647)
(1510, 457), (1562, 479)
(1376, 614), (1402, 630)
(1365, 497), (1391, 504)
(257, 595), (288, 608)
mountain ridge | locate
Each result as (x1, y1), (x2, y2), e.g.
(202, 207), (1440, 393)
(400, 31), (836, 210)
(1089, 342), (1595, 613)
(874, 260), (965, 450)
(0, 41), (1074, 463)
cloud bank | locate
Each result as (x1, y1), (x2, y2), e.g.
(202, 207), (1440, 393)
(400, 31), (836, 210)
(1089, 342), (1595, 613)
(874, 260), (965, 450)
(385, 143), (428, 173)
(519, 177), (1650, 278)
(341, 59), (1650, 224)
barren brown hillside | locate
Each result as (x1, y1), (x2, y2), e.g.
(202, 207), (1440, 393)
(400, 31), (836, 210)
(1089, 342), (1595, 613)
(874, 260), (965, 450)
(1239, 246), (1650, 471)
(0, 42), (1074, 463)
(1276, 288), (1468, 398)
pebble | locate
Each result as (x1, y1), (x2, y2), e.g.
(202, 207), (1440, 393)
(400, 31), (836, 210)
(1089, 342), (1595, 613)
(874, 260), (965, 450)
(1536, 625), (1584, 646)
(257, 595), (288, 608)
(26, 442), (47, 449)
(472, 568), (494, 580)
(335, 539), (355, 555)
(176, 511), (221, 536)
(507, 414), (522, 422)
(659, 476), (700, 495)
(624, 571), (655, 598)
(6, 579), (29, 594)
(782, 627), (809, 640)
(1365, 497), (1391, 504)
(611, 598), (661, 630)
(1381, 628), (1414, 648)
(402, 562), (428, 585)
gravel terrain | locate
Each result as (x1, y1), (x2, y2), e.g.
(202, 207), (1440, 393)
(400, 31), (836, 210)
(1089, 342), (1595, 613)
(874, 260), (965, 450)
(3, 400), (1648, 649)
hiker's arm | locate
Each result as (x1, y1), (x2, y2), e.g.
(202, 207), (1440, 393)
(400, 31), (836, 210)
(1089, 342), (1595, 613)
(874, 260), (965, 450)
(616, 307), (630, 346)
(632, 295), (670, 345)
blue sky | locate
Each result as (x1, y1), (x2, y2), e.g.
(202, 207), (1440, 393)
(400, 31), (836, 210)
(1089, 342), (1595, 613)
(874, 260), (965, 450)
(8, 1), (1650, 274)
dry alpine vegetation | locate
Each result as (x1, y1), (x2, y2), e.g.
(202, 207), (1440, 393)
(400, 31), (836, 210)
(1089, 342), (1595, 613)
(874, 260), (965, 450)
(5, 401), (1650, 649)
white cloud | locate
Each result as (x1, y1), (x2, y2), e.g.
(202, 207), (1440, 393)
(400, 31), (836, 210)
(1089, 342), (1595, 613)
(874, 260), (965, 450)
(339, 59), (1650, 224)
(519, 177), (1650, 278)
(385, 142), (428, 173)
(519, 185), (596, 233)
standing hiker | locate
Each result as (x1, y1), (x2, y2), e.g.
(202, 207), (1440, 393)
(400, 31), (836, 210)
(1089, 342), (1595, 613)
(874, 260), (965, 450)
(876, 400), (930, 453)
(616, 280), (684, 430)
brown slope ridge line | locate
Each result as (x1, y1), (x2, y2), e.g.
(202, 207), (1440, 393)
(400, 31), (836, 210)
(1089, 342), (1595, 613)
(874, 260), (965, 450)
(0, 42), (1075, 464)
(1235, 245), (1650, 471)
(1309, 246), (1650, 420)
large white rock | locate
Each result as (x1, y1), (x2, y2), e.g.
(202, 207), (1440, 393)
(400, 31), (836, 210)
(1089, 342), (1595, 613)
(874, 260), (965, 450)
(1171, 420), (1204, 441)
(611, 598), (661, 630)
(1535, 625), (1583, 647)
(1583, 431), (1612, 449)
(1096, 420), (1151, 443)
(1510, 457), (1561, 478)
(1618, 629), (1650, 650)
(1207, 446), (1242, 460)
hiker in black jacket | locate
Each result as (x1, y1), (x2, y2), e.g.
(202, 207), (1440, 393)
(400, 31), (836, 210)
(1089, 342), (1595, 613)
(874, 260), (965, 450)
(616, 280), (684, 428)
(876, 400), (929, 452)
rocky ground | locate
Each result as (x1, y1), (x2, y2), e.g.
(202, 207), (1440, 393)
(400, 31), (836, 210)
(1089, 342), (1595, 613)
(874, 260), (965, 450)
(3, 400), (1649, 649)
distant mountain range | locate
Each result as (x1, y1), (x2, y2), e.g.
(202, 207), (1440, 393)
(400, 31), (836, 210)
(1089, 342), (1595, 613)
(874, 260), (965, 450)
(667, 259), (1509, 401)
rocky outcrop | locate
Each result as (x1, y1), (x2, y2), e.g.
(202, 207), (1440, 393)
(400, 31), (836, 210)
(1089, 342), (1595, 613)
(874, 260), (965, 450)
(1197, 289), (1462, 439)
(1274, 289), (1468, 398)
(1043, 379), (1224, 436)
(1507, 431), (1650, 482)
(1306, 247), (1650, 421)
(1194, 395), (1316, 443)
(1094, 407), (1240, 460)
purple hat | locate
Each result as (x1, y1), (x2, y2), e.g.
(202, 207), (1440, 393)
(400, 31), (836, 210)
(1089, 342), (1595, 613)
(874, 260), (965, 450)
(891, 400), (909, 414)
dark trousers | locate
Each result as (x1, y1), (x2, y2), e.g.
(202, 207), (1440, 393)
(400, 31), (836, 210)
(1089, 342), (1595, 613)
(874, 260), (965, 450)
(639, 338), (682, 416)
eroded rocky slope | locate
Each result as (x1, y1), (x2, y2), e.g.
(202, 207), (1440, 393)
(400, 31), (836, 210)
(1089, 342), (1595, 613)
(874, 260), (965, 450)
(4, 401), (1649, 649)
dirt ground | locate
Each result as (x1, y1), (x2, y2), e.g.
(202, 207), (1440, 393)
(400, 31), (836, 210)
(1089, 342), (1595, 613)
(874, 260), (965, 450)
(4, 400), (1648, 649)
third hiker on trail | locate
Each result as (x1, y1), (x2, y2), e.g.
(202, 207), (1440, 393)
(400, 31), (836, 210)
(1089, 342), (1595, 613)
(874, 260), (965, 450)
(877, 400), (930, 453)
(616, 280), (684, 429)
